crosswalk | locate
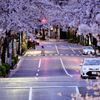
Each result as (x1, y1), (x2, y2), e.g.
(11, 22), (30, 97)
(24, 53), (93, 57)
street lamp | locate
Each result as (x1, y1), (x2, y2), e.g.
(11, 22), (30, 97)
(42, 19), (47, 23)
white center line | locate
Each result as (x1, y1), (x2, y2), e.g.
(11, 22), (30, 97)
(60, 58), (73, 77)
(38, 59), (41, 68)
(36, 73), (38, 76)
(37, 69), (39, 72)
(55, 45), (59, 54)
(29, 87), (32, 100)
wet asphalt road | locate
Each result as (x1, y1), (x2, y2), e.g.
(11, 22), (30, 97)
(0, 41), (97, 100)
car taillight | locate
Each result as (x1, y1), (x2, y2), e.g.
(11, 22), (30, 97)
(29, 38), (32, 41)
(37, 41), (39, 43)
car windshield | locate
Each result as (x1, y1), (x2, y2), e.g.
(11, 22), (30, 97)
(85, 46), (93, 49)
(83, 59), (100, 65)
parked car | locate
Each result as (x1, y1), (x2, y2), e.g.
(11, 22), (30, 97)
(80, 58), (100, 78)
(83, 46), (95, 54)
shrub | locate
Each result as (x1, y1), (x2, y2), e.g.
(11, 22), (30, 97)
(16, 55), (18, 62)
(11, 59), (15, 69)
(81, 40), (84, 45)
(2, 63), (10, 74)
(22, 43), (27, 53)
(11, 55), (18, 69)
(14, 56), (18, 64)
(68, 39), (73, 43)
(0, 71), (2, 77)
(40, 36), (45, 40)
(0, 65), (6, 77)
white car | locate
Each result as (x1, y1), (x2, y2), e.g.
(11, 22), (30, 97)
(80, 58), (100, 78)
(83, 46), (95, 54)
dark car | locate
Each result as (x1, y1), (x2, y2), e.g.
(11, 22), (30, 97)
(28, 37), (35, 49)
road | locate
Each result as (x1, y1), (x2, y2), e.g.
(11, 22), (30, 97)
(0, 41), (97, 100)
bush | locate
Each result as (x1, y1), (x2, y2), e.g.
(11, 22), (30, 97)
(16, 55), (18, 62)
(0, 71), (2, 77)
(81, 40), (84, 45)
(22, 43), (27, 53)
(0, 65), (6, 77)
(14, 56), (18, 64)
(40, 36), (45, 40)
(11, 55), (18, 69)
(68, 39), (73, 43)
(2, 63), (10, 74)
(11, 59), (15, 69)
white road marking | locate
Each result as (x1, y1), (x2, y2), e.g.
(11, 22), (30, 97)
(36, 73), (38, 76)
(0, 86), (80, 95)
(29, 87), (32, 100)
(37, 69), (39, 72)
(60, 58), (73, 77)
(55, 54), (58, 56)
(0, 86), (79, 89)
(65, 54), (68, 56)
(60, 54), (63, 56)
(55, 45), (59, 54)
(49, 54), (53, 56)
(69, 46), (75, 54)
(78, 50), (82, 54)
(33, 55), (36, 56)
(75, 86), (80, 94)
(38, 59), (41, 68)
(71, 54), (74, 56)
(76, 54), (79, 56)
(28, 55), (31, 56)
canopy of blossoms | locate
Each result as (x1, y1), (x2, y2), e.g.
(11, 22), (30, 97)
(0, 0), (100, 44)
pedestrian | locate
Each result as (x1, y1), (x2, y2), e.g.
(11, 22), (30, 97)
(55, 32), (57, 39)
(41, 46), (45, 56)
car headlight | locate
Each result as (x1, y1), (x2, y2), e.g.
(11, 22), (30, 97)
(92, 51), (94, 53)
(83, 68), (89, 70)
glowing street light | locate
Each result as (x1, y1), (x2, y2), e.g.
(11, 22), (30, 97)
(42, 19), (47, 23)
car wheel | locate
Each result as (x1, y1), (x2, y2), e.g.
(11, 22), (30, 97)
(81, 75), (85, 79)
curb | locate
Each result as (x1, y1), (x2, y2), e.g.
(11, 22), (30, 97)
(5, 71), (11, 78)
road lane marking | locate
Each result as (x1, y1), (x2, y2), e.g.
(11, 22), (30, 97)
(49, 54), (53, 56)
(60, 54), (63, 56)
(37, 69), (39, 72)
(60, 58), (73, 77)
(78, 50), (82, 54)
(75, 86), (80, 94)
(55, 45), (59, 54)
(0, 86), (79, 89)
(36, 73), (38, 76)
(38, 59), (41, 68)
(71, 54), (74, 56)
(29, 87), (32, 100)
(76, 54), (79, 56)
(65, 54), (68, 56)
(69, 46), (75, 54)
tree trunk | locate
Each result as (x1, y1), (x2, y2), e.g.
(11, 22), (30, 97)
(1, 37), (7, 64)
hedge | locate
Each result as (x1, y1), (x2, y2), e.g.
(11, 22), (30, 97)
(2, 63), (10, 74)
(0, 65), (6, 77)
(11, 55), (18, 69)
(22, 43), (27, 53)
